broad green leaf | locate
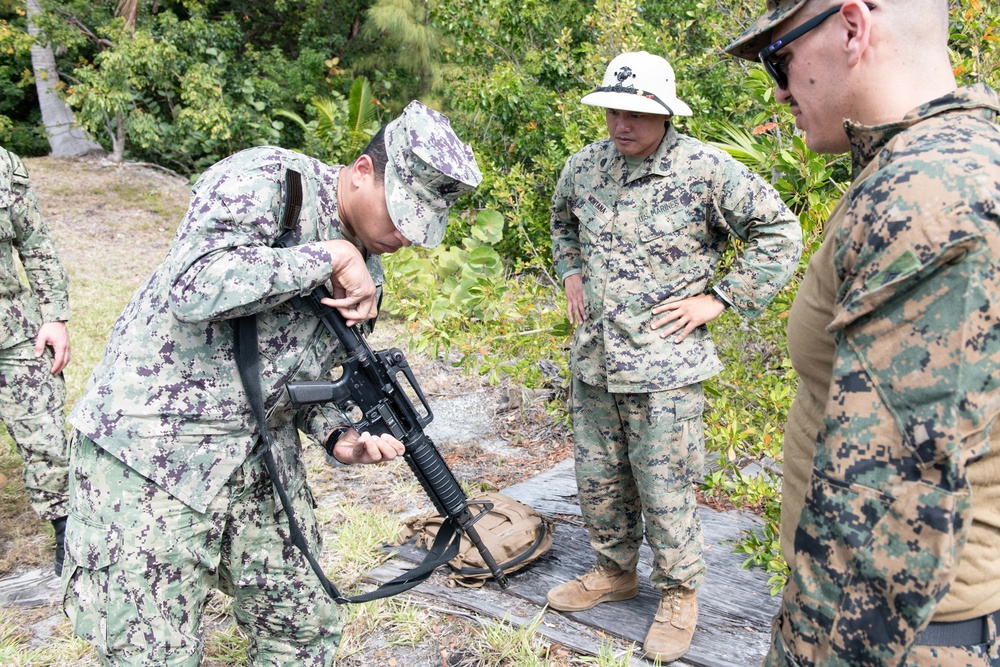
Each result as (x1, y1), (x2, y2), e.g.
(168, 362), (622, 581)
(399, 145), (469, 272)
(471, 209), (505, 244)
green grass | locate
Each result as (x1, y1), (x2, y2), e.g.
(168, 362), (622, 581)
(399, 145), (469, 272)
(465, 610), (552, 667)
(0, 608), (94, 666)
(318, 502), (405, 588)
(64, 275), (139, 406)
(202, 623), (250, 667)
(336, 597), (435, 660)
(580, 638), (642, 666)
(103, 182), (190, 224)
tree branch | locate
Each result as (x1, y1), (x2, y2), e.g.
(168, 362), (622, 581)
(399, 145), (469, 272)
(53, 8), (114, 49)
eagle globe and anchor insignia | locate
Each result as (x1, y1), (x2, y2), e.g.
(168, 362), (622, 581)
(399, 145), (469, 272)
(612, 65), (636, 93)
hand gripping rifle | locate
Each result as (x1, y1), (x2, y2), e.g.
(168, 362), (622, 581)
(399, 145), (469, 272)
(265, 166), (509, 592)
(283, 282), (510, 591)
(234, 170), (508, 603)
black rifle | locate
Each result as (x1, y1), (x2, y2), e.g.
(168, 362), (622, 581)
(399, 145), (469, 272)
(283, 282), (511, 590)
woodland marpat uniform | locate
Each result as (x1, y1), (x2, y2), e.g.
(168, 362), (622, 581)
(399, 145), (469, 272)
(550, 124), (802, 588)
(0, 148), (70, 520)
(770, 84), (1000, 666)
(551, 126), (802, 394)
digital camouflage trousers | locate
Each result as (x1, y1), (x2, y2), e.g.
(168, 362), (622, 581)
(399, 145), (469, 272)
(63, 433), (341, 667)
(571, 376), (706, 590)
(0, 339), (68, 520)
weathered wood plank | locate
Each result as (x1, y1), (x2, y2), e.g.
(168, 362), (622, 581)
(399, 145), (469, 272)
(367, 559), (661, 667)
(503, 459), (584, 519)
(368, 460), (780, 666)
(0, 568), (61, 608)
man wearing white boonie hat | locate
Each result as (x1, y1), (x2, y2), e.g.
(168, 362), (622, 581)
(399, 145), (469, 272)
(547, 51), (802, 663)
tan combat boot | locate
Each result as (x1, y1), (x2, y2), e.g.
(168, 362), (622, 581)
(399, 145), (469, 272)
(643, 586), (698, 662)
(546, 566), (639, 612)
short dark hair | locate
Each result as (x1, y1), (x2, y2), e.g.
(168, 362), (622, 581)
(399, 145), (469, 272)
(359, 125), (388, 185)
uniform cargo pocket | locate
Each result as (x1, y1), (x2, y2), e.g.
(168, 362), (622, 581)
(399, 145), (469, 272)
(62, 516), (124, 655)
(673, 383), (705, 423)
(801, 469), (965, 657)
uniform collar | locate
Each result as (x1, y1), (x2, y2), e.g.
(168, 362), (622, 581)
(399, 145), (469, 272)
(599, 123), (681, 183)
(845, 83), (1000, 179)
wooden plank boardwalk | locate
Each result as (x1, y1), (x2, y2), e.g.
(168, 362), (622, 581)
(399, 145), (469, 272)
(369, 459), (779, 666)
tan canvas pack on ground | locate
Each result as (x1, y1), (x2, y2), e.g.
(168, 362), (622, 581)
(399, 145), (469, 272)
(395, 492), (554, 588)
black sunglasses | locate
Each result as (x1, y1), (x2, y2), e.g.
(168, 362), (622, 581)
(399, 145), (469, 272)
(758, 3), (875, 89)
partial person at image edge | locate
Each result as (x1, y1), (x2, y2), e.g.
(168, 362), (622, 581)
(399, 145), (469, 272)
(726, 1), (1000, 664)
(0, 147), (72, 576)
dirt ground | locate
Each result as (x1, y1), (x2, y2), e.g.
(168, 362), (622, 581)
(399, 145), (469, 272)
(0, 155), (577, 666)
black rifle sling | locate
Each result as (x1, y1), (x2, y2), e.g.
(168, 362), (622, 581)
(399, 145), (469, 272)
(230, 168), (461, 604)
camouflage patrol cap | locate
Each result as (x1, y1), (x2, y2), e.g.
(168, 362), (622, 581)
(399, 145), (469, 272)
(725, 0), (811, 62)
(382, 101), (483, 248)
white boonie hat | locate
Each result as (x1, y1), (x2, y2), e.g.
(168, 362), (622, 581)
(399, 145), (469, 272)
(581, 51), (693, 117)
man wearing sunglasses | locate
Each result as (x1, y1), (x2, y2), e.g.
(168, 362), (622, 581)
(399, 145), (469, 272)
(727, 2), (1000, 665)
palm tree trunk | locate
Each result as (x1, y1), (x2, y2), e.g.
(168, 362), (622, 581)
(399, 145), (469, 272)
(26, 0), (104, 157)
(112, 115), (125, 162)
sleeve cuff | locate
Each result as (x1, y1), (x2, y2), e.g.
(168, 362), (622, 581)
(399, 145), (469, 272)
(323, 425), (351, 462)
(560, 268), (582, 283)
(39, 302), (70, 324)
(711, 287), (733, 310)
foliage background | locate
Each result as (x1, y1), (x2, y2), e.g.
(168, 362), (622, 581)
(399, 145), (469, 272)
(0, 0), (997, 588)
